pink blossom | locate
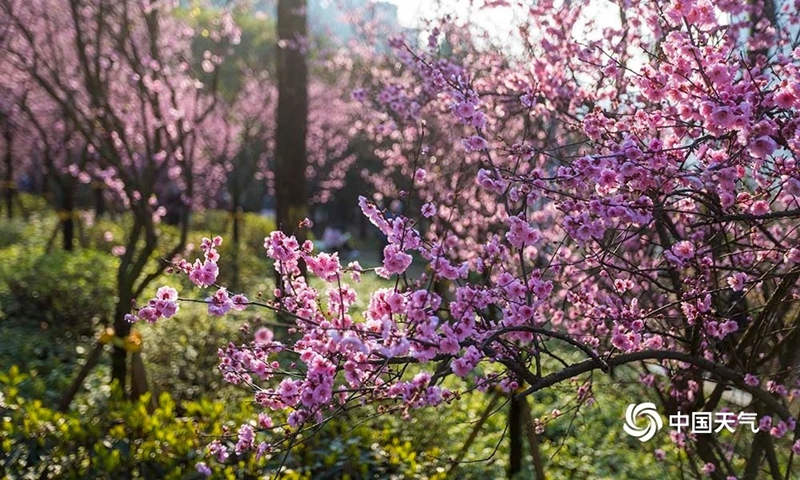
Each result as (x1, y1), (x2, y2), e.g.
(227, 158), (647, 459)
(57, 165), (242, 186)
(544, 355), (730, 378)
(207, 288), (232, 316)
(749, 136), (777, 158)
(726, 272), (746, 291)
(380, 244), (413, 276)
(231, 294), (249, 311)
(421, 202), (436, 218)
(671, 241), (695, 260)
(744, 374), (759, 387)
(305, 251), (341, 282)
(462, 135), (488, 152)
(137, 306), (159, 324)
(189, 260), (219, 288)
(785, 248), (800, 264)
(750, 200), (770, 216)
(235, 424), (255, 454)
(156, 286), (178, 302)
(506, 215), (541, 248)
(709, 106), (735, 129)
(254, 327), (273, 345)
(154, 299), (178, 318)
(774, 90), (795, 108)
(208, 440), (229, 463)
(451, 346), (481, 377)
(195, 462), (211, 477)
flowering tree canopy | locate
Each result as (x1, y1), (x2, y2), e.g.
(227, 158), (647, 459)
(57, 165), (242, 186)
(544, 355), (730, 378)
(0, 0), (241, 386)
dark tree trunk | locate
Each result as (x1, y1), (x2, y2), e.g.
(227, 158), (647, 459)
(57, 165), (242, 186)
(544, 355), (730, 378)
(520, 400), (546, 479)
(508, 395), (523, 478)
(275, 0), (308, 240)
(111, 345), (127, 392)
(130, 352), (150, 403)
(231, 196), (241, 290)
(62, 187), (75, 251)
(94, 184), (105, 218)
(3, 124), (12, 219)
(111, 287), (133, 391)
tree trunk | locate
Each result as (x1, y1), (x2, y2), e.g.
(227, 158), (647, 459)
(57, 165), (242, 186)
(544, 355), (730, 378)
(111, 289), (132, 391)
(520, 400), (546, 479)
(94, 183), (105, 218)
(231, 196), (241, 290)
(62, 187), (75, 251)
(508, 394), (523, 478)
(3, 124), (12, 219)
(275, 0), (308, 240)
(111, 342), (128, 392)
(130, 352), (150, 403)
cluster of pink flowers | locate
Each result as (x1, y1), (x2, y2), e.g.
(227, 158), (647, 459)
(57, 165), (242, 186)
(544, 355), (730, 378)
(132, 236), (250, 322)
(206, 287), (249, 316)
(126, 286), (180, 324)
(187, 236), (222, 288)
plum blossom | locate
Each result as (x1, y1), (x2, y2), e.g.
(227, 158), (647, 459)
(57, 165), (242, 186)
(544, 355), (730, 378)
(207, 288), (233, 316)
(254, 327), (273, 345)
(421, 202), (436, 218)
(379, 244), (413, 277)
(727, 272), (747, 292)
(749, 136), (777, 158)
(451, 346), (481, 377)
(189, 260), (219, 288)
(195, 462), (212, 477)
(231, 294), (249, 311)
(462, 135), (488, 152)
(750, 200), (770, 216)
(671, 241), (695, 260)
(235, 424), (255, 454)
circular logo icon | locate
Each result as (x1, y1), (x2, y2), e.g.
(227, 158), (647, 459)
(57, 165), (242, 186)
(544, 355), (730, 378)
(623, 402), (663, 442)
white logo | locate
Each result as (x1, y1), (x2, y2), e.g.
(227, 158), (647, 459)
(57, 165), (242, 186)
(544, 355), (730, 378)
(623, 402), (663, 442)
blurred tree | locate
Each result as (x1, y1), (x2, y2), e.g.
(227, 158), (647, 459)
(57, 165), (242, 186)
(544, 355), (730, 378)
(275, 0), (308, 241)
(0, 0), (235, 395)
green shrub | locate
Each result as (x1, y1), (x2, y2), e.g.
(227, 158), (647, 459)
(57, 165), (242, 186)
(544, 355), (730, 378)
(16, 193), (50, 215)
(81, 216), (129, 255)
(0, 321), (100, 405)
(0, 220), (25, 249)
(0, 246), (117, 331)
(0, 213), (58, 250)
(141, 304), (248, 404)
(0, 366), (263, 479)
(190, 210), (276, 287)
(0, 366), (453, 480)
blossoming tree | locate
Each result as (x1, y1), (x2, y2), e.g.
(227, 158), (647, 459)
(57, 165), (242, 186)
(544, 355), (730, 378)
(0, 0), (240, 393)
